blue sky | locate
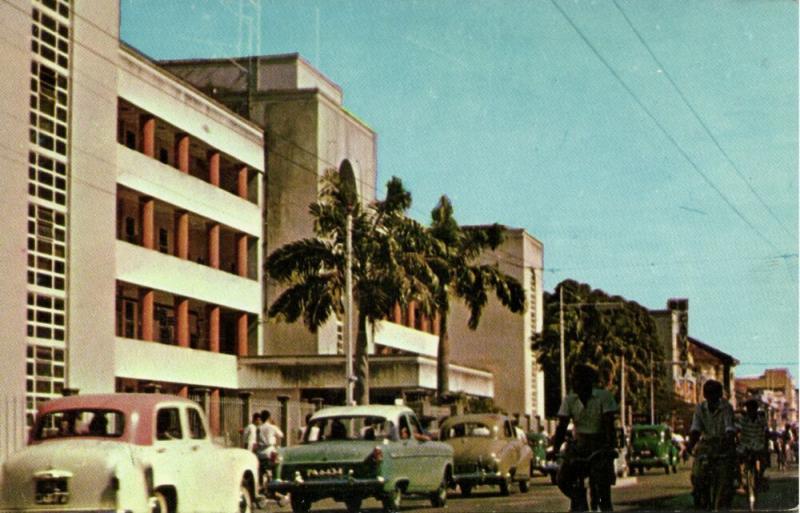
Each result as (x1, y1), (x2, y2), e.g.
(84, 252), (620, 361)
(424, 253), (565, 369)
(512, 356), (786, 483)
(120, 0), (798, 378)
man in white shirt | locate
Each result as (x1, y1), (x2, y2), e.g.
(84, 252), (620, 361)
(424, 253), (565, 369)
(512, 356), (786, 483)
(551, 364), (618, 511)
(242, 412), (262, 452)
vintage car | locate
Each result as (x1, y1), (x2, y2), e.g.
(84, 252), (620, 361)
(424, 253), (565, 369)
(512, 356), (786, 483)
(439, 413), (533, 496)
(526, 431), (550, 479)
(629, 423), (679, 475)
(0, 393), (259, 513)
(267, 404), (453, 513)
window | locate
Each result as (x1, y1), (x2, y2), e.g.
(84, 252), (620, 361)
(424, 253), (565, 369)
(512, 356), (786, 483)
(158, 228), (169, 254)
(187, 408), (206, 440)
(156, 408), (182, 440)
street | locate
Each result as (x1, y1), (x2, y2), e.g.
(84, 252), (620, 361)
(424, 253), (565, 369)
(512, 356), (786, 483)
(259, 463), (798, 512)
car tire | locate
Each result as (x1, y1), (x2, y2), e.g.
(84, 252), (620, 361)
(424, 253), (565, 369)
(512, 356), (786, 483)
(499, 478), (510, 496)
(291, 494), (311, 513)
(382, 486), (402, 513)
(460, 483), (472, 497)
(519, 478), (530, 493)
(430, 475), (448, 508)
(549, 472), (558, 485)
(238, 481), (253, 513)
(664, 464), (670, 475)
(345, 497), (362, 513)
(149, 491), (168, 513)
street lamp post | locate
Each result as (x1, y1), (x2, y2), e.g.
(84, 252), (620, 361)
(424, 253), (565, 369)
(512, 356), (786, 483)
(559, 288), (566, 399)
(345, 212), (354, 405)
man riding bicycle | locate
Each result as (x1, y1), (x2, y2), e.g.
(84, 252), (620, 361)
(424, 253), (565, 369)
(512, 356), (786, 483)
(552, 364), (619, 512)
(685, 379), (736, 510)
(737, 398), (769, 491)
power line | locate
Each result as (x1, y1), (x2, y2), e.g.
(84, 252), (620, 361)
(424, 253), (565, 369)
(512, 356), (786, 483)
(611, 0), (796, 243)
(548, 0), (785, 254)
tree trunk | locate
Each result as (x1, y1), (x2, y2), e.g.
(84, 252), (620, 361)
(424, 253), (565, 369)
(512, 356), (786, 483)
(353, 309), (370, 405)
(436, 310), (449, 400)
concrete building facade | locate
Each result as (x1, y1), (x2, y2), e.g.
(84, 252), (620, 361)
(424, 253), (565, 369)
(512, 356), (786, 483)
(449, 227), (546, 421)
(0, 0), (264, 461)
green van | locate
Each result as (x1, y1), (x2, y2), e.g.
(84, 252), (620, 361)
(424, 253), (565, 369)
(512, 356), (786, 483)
(629, 424), (679, 475)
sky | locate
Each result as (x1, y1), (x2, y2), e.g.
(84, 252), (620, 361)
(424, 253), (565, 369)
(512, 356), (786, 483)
(120, 0), (798, 379)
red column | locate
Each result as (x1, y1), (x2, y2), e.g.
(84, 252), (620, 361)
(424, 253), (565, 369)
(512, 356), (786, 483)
(175, 211), (189, 259)
(433, 312), (441, 336)
(141, 116), (155, 158)
(420, 314), (429, 333)
(140, 198), (155, 250)
(207, 224), (220, 269)
(175, 134), (190, 173)
(208, 305), (220, 353)
(237, 313), (248, 357)
(407, 302), (416, 329)
(176, 298), (189, 348)
(178, 386), (188, 398)
(237, 166), (249, 199)
(208, 151), (220, 186)
(237, 234), (248, 278)
(393, 303), (402, 324)
(209, 389), (220, 436)
(139, 289), (154, 341)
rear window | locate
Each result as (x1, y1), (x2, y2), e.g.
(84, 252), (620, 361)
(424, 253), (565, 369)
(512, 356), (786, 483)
(34, 409), (125, 440)
(304, 415), (393, 443)
(440, 422), (494, 440)
(634, 429), (659, 440)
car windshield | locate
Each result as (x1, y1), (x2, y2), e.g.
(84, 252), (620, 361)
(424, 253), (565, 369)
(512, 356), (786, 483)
(34, 409), (125, 440)
(440, 422), (494, 440)
(633, 429), (659, 440)
(304, 415), (394, 443)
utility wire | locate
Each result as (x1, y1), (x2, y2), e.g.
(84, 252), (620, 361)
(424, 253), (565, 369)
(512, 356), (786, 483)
(548, 0), (784, 254)
(612, 0), (796, 242)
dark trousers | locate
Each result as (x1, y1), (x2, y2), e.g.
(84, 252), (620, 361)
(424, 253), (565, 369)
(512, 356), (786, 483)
(557, 435), (615, 512)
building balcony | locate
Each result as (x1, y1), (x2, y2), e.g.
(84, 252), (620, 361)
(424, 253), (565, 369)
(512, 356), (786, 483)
(116, 240), (260, 313)
(115, 336), (238, 389)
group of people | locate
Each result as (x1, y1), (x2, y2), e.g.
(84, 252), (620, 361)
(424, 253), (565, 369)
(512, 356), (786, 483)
(551, 363), (791, 512)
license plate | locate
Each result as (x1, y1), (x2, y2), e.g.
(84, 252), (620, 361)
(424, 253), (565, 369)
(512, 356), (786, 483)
(35, 478), (69, 505)
(640, 450), (651, 456)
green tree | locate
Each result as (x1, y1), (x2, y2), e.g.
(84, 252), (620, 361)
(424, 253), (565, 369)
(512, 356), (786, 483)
(532, 279), (668, 418)
(427, 196), (526, 400)
(266, 170), (434, 405)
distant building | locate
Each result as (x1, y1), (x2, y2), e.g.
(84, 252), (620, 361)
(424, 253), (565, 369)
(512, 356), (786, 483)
(650, 299), (738, 431)
(161, 55), (499, 407)
(449, 227), (546, 423)
(736, 368), (798, 427)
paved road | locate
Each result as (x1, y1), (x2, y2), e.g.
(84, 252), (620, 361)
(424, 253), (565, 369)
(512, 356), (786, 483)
(260, 462), (798, 512)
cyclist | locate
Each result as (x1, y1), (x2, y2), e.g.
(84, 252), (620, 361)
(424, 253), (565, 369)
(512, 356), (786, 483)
(685, 379), (736, 510)
(552, 363), (618, 511)
(737, 398), (769, 491)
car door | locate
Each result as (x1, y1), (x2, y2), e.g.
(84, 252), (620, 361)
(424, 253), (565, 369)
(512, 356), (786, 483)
(151, 406), (192, 507)
(503, 420), (522, 474)
(184, 405), (227, 512)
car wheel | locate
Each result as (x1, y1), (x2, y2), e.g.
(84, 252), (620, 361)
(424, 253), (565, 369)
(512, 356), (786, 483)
(345, 497), (362, 513)
(429, 475), (448, 508)
(291, 494), (311, 513)
(382, 486), (402, 513)
(664, 464), (670, 475)
(499, 477), (510, 496)
(238, 481), (253, 513)
(460, 483), (472, 497)
(519, 478), (530, 493)
(149, 491), (168, 513)
(549, 472), (558, 485)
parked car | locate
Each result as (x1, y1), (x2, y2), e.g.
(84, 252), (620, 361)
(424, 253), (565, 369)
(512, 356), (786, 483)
(526, 431), (550, 479)
(439, 413), (533, 496)
(267, 404), (453, 513)
(629, 424), (679, 475)
(0, 393), (259, 513)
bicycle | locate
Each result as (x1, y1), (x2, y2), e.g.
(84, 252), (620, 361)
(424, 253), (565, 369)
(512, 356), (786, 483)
(564, 447), (618, 512)
(691, 444), (735, 511)
(739, 449), (761, 512)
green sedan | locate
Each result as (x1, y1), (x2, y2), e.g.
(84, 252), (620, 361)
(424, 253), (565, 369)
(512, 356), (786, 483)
(268, 405), (453, 513)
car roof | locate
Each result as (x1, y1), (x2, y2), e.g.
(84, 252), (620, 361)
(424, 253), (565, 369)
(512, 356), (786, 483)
(37, 393), (195, 415)
(440, 413), (507, 428)
(310, 405), (414, 420)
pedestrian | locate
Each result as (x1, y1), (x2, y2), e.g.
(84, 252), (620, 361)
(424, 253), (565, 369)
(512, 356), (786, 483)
(259, 409), (288, 507)
(551, 363), (618, 512)
(242, 412), (262, 452)
(737, 398), (768, 489)
(685, 379), (736, 510)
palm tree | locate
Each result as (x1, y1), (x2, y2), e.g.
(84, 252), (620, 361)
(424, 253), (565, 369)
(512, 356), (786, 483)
(427, 196), (526, 400)
(265, 170), (434, 405)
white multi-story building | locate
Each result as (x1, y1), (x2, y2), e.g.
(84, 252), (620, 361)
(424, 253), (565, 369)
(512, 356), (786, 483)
(0, 0), (264, 461)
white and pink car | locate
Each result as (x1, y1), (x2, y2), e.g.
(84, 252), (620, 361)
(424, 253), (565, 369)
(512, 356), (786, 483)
(0, 393), (259, 513)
